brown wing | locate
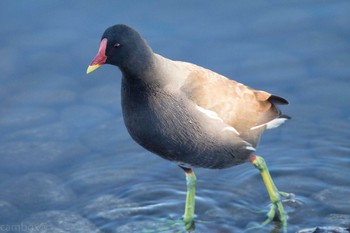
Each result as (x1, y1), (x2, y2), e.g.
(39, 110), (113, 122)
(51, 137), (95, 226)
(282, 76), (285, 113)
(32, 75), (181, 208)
(179, 63), (288, 143)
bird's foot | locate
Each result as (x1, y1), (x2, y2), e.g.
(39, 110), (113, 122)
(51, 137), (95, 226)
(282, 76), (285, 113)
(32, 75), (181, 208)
(183, 217), (195, 232)
(250, 155), (293, 233)
(261, 192), (294, 232)
(246, 191), (293, 233)
(265, 191), (294, 222)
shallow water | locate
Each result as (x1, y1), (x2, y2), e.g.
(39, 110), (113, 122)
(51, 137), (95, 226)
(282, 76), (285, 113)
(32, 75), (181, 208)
(0, 1), (350, 233)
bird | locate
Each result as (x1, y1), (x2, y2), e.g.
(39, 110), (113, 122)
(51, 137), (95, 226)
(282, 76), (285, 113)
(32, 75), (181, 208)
(87, 24), (291, 232)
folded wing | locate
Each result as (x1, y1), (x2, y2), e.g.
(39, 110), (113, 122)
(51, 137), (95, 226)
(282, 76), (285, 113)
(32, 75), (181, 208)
(178, 62), (289, 147)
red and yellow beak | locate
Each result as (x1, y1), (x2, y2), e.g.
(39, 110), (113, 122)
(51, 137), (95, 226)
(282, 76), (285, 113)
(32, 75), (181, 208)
(86, 38), (108, 74)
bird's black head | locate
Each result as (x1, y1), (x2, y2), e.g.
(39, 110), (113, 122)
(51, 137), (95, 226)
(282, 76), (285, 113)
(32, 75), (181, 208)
(87, 24), (153, 75)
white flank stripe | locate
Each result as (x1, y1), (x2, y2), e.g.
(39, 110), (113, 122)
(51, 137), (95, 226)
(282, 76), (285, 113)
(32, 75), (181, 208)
(250, 124), (264, 130)
(196, 106), (223, 122)
(222, 126), (240, 135)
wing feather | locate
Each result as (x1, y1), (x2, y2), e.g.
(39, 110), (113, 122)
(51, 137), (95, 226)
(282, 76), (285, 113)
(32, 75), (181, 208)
(177, 61), (288, 146)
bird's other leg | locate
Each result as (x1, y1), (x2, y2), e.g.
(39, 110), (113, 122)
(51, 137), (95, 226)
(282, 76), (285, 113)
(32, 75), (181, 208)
(250, 155), (288, 233)
(179, 166), (196, 231)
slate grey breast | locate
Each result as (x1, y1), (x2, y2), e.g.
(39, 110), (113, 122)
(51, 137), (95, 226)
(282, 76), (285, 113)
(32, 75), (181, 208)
(88, 24), (289, 169)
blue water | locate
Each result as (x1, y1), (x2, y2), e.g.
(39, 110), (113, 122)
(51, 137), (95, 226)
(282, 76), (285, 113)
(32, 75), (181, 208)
(0, 1), (350, 233)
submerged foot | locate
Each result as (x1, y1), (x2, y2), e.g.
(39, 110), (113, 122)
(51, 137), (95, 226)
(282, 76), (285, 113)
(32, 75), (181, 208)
(183, 218), (195, 232)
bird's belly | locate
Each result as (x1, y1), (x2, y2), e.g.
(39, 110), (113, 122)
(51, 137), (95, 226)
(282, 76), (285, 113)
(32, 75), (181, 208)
(121, 87), (251, 169)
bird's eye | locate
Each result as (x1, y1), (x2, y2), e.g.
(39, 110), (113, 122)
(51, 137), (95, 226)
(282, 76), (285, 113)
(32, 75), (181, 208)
(113, 43), (121, 48)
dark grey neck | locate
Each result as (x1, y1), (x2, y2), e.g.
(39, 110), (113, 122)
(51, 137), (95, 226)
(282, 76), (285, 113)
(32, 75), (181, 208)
(119, 43), (156, 83)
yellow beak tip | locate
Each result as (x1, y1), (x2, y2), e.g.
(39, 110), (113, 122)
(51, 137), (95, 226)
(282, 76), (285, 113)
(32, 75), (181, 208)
(86, 65), (101, 74)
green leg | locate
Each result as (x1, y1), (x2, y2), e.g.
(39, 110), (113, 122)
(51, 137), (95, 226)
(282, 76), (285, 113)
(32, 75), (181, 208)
(250, 155), (287, 233)
(182, 168), (196, 231)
